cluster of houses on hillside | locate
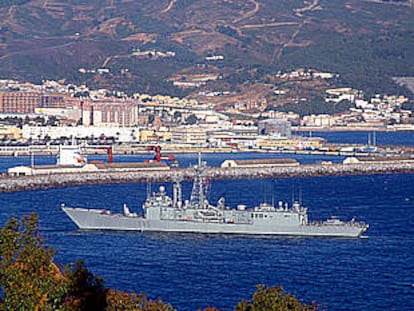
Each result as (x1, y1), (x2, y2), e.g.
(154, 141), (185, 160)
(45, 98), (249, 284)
(302, 88), (412, 129)
(0, 76), (413, 149)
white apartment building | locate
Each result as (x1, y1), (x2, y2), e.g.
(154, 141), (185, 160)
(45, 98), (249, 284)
(22, 125), (140, 142)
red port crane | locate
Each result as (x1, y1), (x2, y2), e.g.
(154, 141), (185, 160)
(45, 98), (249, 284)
(93, 146), (114, 163)
(145, 145), (178, 166)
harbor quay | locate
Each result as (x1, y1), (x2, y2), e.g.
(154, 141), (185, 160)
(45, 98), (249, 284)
(1, 144), (413, 158)
(1, 162), (413, 193)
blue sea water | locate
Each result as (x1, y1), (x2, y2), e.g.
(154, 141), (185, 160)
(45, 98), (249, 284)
(293, 130), (414, 146)
(0, 131), (413, 310)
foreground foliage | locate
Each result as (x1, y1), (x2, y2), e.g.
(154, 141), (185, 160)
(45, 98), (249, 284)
(236, 285), (316, 311)
(0, 213), (315, 310)
(0, 213), (67, 310)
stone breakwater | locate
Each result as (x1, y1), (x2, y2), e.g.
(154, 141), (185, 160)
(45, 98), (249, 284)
(1, 162), (414, 193)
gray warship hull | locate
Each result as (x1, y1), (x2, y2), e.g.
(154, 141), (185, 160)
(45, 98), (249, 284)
(62, 207), (368, 238)
(62, 154), (369, 238)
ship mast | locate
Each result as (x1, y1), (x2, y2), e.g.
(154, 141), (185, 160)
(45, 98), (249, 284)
(173, 177), (182, 208)
(189, 153), (207, 209)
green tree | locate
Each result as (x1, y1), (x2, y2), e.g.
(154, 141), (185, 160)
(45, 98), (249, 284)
(43, 134), (52, 144)
(401, 101), (414, 112)
(46, 116), (59, 126)
(173, 111), (182, 122)
(0, 213), (175, 311)
(0, 213), (107, 310)
(0, 212), (68, 310)
(64, 260), (107, 311)
(235, 285), (317, 311)
(185, 113), (198, 125)
(106, 290), (174, 311)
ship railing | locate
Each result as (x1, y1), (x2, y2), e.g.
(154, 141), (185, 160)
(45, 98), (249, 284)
(235, 218), (253, 224)
(196, 211), (224, 221)
(190, 216), (223, 223)
(309, 220), (367, 227)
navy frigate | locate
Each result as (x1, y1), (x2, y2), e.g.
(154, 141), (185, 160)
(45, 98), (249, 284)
(62, 155), (369, 238)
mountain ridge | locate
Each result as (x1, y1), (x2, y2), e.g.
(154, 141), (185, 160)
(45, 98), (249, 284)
(0, 0), (413, 98)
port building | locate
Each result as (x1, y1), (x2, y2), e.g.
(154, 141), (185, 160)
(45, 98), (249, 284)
(172, 126), (207, 145)
(258, 119), (291, 137)
(8, 161), (169, 176)
(0, 91), (73, 113)
(0, 91), (40, 113)
(343, 156), (414, 165)
(81, 99), (139, 127)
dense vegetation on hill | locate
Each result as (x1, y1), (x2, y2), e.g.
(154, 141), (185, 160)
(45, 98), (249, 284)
(0, 0), (412, 98)
(0, 213), (316, 310)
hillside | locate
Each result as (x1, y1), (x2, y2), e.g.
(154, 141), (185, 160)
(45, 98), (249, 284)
(0, 0), (413, 99)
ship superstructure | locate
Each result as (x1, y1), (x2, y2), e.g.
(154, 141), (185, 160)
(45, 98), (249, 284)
(62, 154), (369, 237)
(56, 144), (87, 166)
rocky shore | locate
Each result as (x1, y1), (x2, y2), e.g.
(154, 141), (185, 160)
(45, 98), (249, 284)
(1, 162), (413, 193)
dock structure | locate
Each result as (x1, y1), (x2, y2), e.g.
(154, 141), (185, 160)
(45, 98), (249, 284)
(1, 144), (413, 158)
(0, 161), (414, 193)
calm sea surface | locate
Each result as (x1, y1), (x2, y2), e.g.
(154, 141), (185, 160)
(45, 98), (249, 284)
(0, 131), (413, 310)
(293, 130), (414, 146)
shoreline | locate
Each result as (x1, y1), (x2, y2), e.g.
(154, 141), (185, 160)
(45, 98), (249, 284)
(292, 126), (414, 132)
